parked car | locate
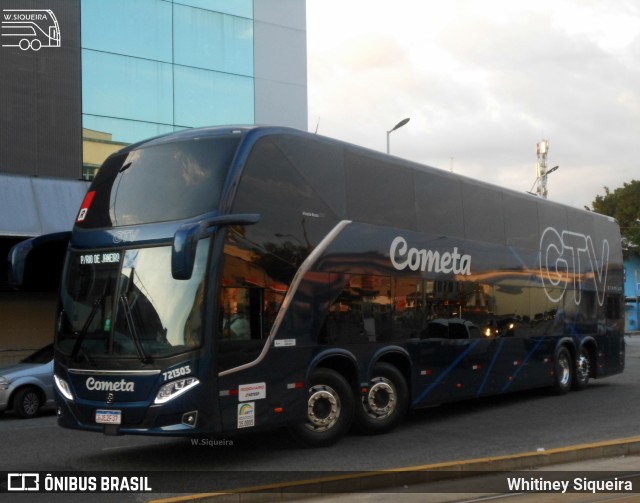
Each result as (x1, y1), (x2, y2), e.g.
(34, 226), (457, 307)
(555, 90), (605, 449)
(0, 344), (54, 418)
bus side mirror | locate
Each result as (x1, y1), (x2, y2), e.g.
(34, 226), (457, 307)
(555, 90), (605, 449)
(8, 231), (71, 289)
(171, 213), (260, 280)
(171, 221), (204, 281)
(8, 239), (33, 288)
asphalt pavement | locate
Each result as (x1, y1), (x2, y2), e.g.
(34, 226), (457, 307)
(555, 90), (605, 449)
(2, 337), (639, 503)
(144, 336), (640, 503)
(147, 440), (640, 503)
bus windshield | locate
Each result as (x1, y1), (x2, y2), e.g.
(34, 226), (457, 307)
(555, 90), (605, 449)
(77, 136), (240, 228)
(57, 240), (209, 361)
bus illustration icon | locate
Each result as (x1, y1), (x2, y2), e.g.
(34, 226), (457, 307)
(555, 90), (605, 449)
(1, 9), (61, 51)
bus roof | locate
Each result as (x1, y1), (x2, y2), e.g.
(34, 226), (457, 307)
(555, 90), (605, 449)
(109, 125), (616, 226)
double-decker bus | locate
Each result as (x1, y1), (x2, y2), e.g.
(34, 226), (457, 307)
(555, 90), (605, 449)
(18, 126), (624, 446)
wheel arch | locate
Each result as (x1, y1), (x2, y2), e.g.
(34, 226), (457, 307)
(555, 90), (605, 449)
(308, 349), (359, 390)
(368, 346), (412, 391)
(556, 337), (597, 378)
(555, 337), (577, 358)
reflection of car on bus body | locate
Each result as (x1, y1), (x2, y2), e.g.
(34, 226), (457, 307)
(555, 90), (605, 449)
(9, 126), (626, 447)
(1, 9), (61, 51)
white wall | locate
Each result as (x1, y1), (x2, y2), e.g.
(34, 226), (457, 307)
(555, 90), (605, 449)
(253, 0), (308, 130)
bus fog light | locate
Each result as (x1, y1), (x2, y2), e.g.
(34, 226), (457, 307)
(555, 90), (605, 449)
(54, 374), (74, 401)
(155, 377), (199, 404)
(182, 411), (198, 427)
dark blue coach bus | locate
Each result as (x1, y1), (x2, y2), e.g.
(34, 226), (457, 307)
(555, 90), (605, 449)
(21, 126), (625, 446)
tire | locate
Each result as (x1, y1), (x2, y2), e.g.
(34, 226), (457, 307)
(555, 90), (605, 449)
(290, 368), (354, 447)
(13, 387), (42, 418)
(573, 346), (591, 391)
(354, 363), (408, 435)
(553, 346), (572, 395)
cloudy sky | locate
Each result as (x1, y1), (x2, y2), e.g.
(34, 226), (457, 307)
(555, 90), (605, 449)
(306, 0), (640, 210)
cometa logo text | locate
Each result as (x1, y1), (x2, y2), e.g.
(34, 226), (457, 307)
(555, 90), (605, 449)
(390, 236), (471, 275)
(86, 377), (135, 392)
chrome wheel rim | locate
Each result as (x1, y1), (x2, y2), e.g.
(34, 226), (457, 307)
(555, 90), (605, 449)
(576, 352), (590, 382)
(558, 354), (571, 387)
(365, 377), (396, 419)
(305, 385), (340, 432)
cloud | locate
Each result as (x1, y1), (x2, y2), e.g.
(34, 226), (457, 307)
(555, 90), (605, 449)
(307, 0), (640, 210)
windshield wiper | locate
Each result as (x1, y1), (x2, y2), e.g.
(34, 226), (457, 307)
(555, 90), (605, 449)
(120, 294), (152, 364)
(70, 297), (103, 363)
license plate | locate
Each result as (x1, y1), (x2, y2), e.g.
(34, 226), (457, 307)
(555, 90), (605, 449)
(96, 409), (122, 424)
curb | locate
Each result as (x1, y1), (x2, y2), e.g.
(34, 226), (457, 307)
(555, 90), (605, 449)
(149, 436), (640, 502)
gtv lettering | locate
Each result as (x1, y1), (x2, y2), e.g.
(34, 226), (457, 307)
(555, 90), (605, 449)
(390, 236), (471, 275)
(539, 227), (609, 306)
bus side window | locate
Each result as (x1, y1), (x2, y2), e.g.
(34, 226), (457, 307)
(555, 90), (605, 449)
(324, 274), (392, 344)
(218, 286), (269, 372)
(421, 320), (448, 339)
(468, 324), (483, 339)
(393, 276), (428, 339)
(448, 321), (469, 339)
(220, 287), (250, 340)
(606, 295), (621, 320)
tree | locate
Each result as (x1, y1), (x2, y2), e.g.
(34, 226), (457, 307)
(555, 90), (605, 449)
(590, 180), (640, 248)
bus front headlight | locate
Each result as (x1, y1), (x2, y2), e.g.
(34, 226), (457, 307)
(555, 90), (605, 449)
(54, 374), (74, 401)
(154, 377), (199, 404)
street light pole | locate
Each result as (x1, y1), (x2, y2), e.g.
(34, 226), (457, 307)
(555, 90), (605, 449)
(528, 165), (559, 195)
(386, 118), (410, 154)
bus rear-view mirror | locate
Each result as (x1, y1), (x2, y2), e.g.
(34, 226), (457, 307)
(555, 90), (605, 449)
(172, 213), (260, 280)
(8, 231), (71, 290)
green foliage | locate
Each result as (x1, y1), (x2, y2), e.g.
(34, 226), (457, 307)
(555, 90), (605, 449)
(591, 180), (640, 248)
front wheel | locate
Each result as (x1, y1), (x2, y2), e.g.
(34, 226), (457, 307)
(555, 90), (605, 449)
(354, 363), (408, 435)
(13, 387), (41, 418)
(573, 346), (591, 391)
(290, 368), (354, 447)
(553, 346), (572, 395)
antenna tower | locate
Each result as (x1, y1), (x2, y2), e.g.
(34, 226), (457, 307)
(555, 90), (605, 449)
(536, 139), (549, 198)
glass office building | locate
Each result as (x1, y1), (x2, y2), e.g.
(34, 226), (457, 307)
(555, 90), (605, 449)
(82, 0), (254, 169)
(0, 0), (306, 349)
(1, 0), (307, 180)
(80, 0), (306, 178)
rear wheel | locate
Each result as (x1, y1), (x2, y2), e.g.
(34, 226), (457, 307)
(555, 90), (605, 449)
(290, 368), (354, 447)
(354, 363), (408, 435)
(553, 346), (572, 395)
(14, 387), (41, 418)
(573, 346), (591, 391)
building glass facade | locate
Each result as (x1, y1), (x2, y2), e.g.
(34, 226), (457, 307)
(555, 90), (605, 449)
(81, 0), (255, 177)
(0, 0), (305, 353)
